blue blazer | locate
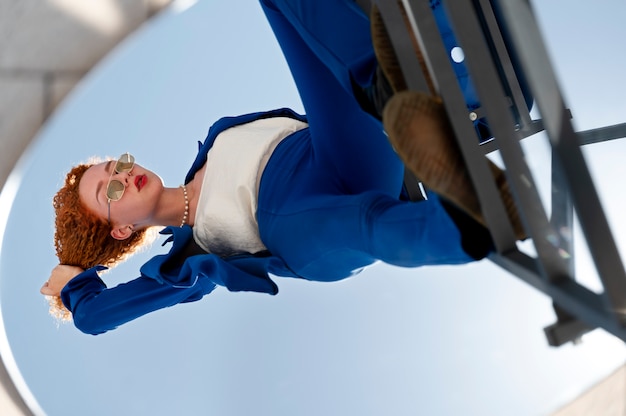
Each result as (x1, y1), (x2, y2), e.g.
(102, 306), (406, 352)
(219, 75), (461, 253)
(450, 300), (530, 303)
(62, 108), (308, 335)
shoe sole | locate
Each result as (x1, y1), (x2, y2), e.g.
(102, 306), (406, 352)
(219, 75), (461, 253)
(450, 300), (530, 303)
(384, 91), (526, 240)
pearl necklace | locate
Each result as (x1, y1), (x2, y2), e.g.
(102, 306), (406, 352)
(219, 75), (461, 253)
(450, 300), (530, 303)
(180, 184), (189, 227)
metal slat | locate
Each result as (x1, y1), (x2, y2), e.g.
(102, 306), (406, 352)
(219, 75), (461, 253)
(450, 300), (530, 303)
(376, 0), (626, 344)
(474, 0), (534, 130)
(497, 0), (626, 323)
(441, 0), (576, 285)
(578, 123), (626, 146)
(397, 0), (519, 252)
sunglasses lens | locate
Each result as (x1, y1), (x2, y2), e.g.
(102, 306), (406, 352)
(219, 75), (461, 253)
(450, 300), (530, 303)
(106, 153), (134, 204)
(115, 153), (135, 172)
(107, 180), (125, 201)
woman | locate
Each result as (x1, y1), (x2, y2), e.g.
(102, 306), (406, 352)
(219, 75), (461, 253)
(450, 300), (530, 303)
(40, 0), (518, 335)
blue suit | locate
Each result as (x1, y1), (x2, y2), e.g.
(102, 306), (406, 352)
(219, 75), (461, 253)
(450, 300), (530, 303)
(61, 0), (475, 335)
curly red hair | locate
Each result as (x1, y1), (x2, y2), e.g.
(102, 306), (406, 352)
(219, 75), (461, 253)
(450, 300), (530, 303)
(49, 162), (155, 320)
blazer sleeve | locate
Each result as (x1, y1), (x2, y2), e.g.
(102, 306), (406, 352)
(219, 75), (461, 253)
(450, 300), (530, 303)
(60, 266), (216, 335)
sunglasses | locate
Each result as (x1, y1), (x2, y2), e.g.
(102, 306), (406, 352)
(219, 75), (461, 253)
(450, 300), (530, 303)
(107, 153), (135, 223)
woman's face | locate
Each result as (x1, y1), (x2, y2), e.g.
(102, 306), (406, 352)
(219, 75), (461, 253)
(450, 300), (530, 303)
(78, 159), (164, 229)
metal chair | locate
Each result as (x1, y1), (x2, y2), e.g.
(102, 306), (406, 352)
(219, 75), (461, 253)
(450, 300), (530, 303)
(373, 0), (626, 346)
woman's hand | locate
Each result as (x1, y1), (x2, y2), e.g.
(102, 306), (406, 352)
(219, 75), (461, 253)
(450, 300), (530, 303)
(40, 264), (84, 296)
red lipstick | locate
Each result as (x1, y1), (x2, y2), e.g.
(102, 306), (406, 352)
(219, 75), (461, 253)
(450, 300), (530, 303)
(135, 175), (147, 191)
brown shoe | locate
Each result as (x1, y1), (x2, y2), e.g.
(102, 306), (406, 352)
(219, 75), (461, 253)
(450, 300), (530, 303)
(370, 3), (407, 93)
(370, 3), (435, 95)
(383, 90), (526, 240)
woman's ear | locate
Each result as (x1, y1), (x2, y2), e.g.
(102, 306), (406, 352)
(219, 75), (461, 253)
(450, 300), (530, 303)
(111, 225), (133, 240)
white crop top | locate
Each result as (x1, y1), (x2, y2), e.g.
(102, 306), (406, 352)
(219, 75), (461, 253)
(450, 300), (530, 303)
(193, 117), (308, 256)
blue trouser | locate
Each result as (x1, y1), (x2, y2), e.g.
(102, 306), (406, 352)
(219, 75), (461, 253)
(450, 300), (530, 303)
(257, 0), (474, 281)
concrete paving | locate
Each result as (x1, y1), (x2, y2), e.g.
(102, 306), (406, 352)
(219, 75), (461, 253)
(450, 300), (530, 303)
(0, 0), (171, 188)
(553, 365), (625, 416)
(0, 1), (623, 415)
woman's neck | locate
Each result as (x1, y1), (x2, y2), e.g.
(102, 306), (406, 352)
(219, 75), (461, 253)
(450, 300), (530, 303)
(154, 165), (204, 228)
(183, 164), (205, 227)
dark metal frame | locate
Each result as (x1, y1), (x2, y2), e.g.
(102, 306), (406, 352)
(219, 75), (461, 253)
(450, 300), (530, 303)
(375, 0), (626, 346)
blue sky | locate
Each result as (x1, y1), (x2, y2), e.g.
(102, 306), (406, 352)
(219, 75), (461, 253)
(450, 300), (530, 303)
(1, 0), (625, 415)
